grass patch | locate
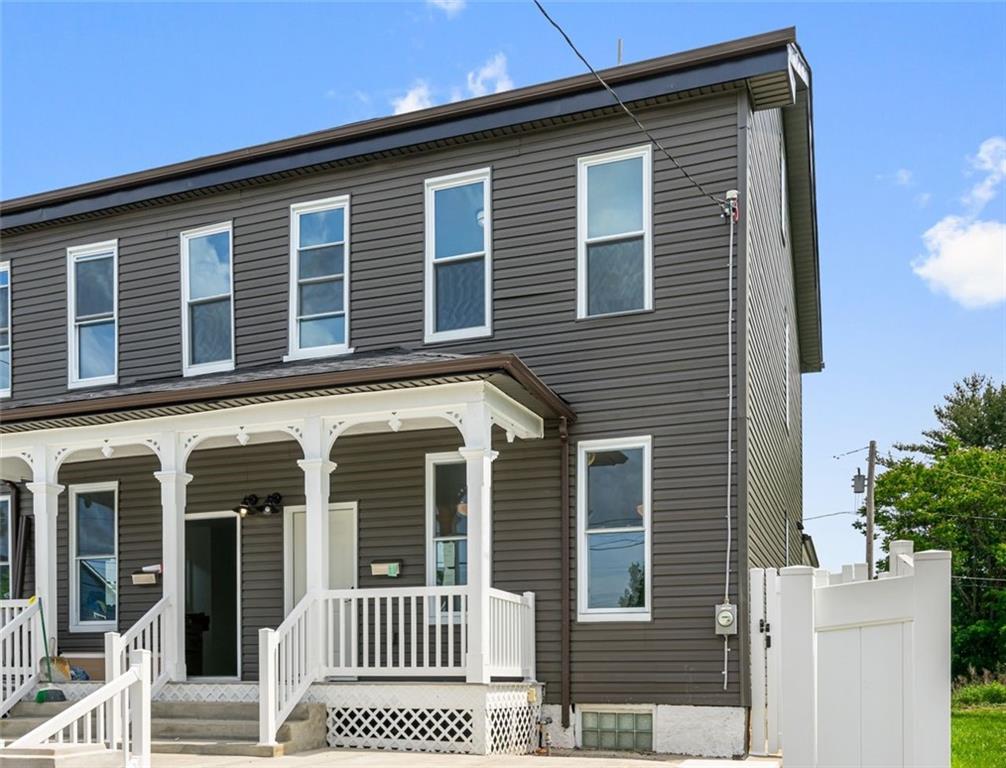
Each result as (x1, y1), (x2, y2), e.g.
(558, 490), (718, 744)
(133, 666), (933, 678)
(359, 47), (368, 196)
(953, 681), (1006, 707)
(952, 707), (1006, 768)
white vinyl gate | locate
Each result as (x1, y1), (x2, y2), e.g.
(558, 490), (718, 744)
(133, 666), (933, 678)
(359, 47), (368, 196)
(748, 568), (782, 757)
(768, 541), (951, 768)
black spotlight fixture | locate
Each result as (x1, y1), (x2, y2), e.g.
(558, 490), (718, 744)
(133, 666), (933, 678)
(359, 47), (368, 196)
(233, 492), (283, 517)
(260, 493), (283, 516)
(235, 494), (259, 517)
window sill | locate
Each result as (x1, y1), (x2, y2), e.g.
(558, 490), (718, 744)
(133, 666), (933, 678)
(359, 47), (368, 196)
(575, 307), (654, 322)
(70, 622), (117, 634)
(68, 375), (118, 390)
(424, 326), (492, 345)
(576, 611), (652, 623)
(183, 360), (235, 378)
(283, 345), (354, 363)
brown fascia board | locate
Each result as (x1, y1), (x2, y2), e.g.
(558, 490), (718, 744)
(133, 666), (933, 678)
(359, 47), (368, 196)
(1, 27), (796, 216)
(0, 354), (576, 426)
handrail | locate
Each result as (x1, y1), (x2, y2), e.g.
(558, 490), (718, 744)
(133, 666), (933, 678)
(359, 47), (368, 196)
(1, 599), (41, 717)
(0, 599), (33, 629)
(9, 649), (151, 768)
(259, 591), (318, 746)
(108, 597), (169, 694)
(487, 589), (535, 680)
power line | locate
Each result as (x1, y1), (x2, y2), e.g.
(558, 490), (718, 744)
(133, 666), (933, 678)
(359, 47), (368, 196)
(531, 0), (728, 211)
(802, 510), (1006, 524)
(832, 445), (870, 460)
(953, 575), (1006, 584)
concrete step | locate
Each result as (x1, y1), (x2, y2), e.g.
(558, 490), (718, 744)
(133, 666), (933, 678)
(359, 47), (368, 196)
(151, 739), (285, 758)
(0, 744), (122, 768)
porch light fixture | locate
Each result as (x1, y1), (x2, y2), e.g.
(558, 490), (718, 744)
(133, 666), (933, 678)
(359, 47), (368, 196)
(233, 493), (283, 517)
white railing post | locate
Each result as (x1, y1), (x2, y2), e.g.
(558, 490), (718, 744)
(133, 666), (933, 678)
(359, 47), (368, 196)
(521, 591), (536, 681)
(129, 649), (151, 768)
(104, 631), (123, 748)
(912, 550), (951, 768)
(780, 565), (816, 768)
(258, 627), (278, 746)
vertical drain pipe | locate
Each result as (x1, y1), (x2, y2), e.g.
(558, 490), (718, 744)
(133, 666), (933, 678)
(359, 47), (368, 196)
(559, 416), (571, 728)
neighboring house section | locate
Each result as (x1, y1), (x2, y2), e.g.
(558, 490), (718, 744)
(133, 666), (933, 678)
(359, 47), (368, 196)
(0, 28), (821, 758)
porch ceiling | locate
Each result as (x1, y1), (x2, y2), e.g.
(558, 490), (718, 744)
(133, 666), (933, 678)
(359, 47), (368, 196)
(0, 350), (574, 434)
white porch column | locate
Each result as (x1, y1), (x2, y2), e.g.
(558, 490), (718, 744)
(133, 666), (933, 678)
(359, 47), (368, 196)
(297, 417), (336, 594)
(154, 435), (191, 682)
(462, 401), (495, 684)
(26, 472), (63, 656)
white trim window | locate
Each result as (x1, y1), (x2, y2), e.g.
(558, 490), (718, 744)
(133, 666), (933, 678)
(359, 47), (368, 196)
(577, 145), (653, 318)
(0, 493), (11, 599)
(69, 482), (118, 632)
(67, 241), (118, 388)
(0, 261), (10, 398)
(181, 222), (234, 376)
(577, 436), (652, 622)
(424, 168), (492, 343)
(287, 196), (352, 359)
(425, 452), (468, 588)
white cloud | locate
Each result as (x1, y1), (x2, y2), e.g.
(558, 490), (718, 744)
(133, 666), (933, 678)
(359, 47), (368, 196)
(915, 192), (932, 208)
(963, 136), (1006, 213)
(466, 53), (514, 97)
(428, 0), (465, 17)
(913, 216), (1006, 308)
(391, 81), (433, 115)
(876, 168), (914, 187)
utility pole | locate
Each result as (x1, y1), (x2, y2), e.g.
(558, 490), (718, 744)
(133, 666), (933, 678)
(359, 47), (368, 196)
(865, 440), (877, 578)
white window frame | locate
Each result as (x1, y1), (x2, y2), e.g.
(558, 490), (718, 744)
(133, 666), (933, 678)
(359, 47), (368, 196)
(424, 451), (467, 588)
(576, 145), (653, 319)
(424, 167), (493, 344)
(285, 196), (353, 361)
(784, 318), (791, 431)
(0, 493), (11, 599)
(66, 241), (118, 389)
(180, 222), (235, 377)
(69, 481), (119, 633)
(0, 261), (10, 398)
(577, 435), (652, 622)
(780, 133), (789, 245)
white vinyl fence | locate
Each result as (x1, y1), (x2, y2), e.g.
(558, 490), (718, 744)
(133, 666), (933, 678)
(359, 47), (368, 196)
(0, 598), (41, 717)
(773, 541), (951, 768)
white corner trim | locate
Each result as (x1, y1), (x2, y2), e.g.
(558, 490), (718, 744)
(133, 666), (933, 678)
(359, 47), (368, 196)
(576, 144), (653, 319)
(423, 167), (493, 344)
(288, 195), (352, 359)
(576, 434), (652, 623)
(0, 260), (10, 399)
(180, 221), (235, 378)
(68, 481), (119, 634)
(66, 240), (119, 389)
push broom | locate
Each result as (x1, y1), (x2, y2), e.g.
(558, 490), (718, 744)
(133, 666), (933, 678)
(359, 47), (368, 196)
(31, 596), (66, 703)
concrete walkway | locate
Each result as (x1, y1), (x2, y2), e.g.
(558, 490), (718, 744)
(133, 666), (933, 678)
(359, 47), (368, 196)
(150, 750), (780, 768)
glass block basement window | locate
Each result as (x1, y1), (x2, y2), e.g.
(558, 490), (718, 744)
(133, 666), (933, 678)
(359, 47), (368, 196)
(581, 710), (653, 751)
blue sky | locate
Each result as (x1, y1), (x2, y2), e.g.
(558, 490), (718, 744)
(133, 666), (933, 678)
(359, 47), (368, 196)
(3, 2), (1004, 570)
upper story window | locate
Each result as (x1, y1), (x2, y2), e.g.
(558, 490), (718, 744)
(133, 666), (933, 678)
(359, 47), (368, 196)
(425, 453), (468, 588)
(0, 262), (10, 398)
(181, 222), (234, 376)
(69, 482), (118, 633)
(0, 492), (11, 599)
(424, 168), (492, 343)
(577, 436), (652, 622)
(577, 145), (653, 318)
(67, 241), (117, 388)
(287, 197), (351, 359)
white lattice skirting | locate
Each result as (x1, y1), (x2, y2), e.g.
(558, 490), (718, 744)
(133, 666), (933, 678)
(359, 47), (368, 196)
(305, 682), (541, 755)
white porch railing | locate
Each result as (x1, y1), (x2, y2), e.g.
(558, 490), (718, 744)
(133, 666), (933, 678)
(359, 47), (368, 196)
(259, 584), (534, 745)
(488, 589), (535, 679)
(9, 649), (151, 768)
(105, 597), (169, 694)
(0, 598), (41, 717)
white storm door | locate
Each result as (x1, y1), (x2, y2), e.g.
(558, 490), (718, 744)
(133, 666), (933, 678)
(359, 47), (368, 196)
(284, 501), (358, 614)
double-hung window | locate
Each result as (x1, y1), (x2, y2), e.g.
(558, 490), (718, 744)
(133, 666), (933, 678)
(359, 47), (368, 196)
(424, 168), (492, 343)
(67, 242), (117, 388)
(577, 145), (653, 318)
(288, 197), (351, 358)
(425, 453), (468, 588)
(577, 436), (652, 622)
(69, 482), (118, 632)
(181, 222), (234, 376)
(0, 493), (11, 599)
(0, 262), (10, 397)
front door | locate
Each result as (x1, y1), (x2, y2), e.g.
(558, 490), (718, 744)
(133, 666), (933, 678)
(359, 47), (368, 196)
(185, 514), (240, 679)
(284, 502), (358, 611)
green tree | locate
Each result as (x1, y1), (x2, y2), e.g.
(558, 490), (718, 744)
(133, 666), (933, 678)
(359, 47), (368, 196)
(870, 376), (1006, 675)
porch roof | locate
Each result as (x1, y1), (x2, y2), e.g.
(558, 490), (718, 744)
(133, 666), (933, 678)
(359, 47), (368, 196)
(0, 349), (575, 433)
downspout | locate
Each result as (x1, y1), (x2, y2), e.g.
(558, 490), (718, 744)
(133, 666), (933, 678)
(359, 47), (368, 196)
(559, 416), (571, 728)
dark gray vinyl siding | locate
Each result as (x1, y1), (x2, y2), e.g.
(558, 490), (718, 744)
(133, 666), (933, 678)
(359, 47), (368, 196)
(743, 107), (804, 569)
(6, 92), (744, 705)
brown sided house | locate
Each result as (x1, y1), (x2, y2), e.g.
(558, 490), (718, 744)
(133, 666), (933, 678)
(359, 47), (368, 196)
(0, 27), (821, 759)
